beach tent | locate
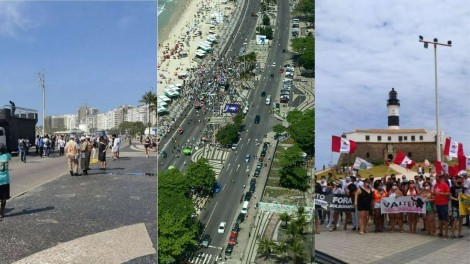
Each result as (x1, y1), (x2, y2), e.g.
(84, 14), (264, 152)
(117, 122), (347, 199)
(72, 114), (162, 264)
(174, 83), (183, 88)
(157, 107), (169, 114)
(167, 84), (176, 89)
(158, 95), (172, 102)
(157, 99), (168, 107)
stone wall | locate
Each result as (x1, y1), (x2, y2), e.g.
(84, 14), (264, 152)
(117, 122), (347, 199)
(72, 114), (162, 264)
(338, 142), (438, 165)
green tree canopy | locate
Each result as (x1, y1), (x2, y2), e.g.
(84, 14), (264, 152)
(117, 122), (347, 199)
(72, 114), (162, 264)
(291, 36), (314, 70)
(278, 145), (309, 190)
(272, 124), (287, 135)
(263, 15), (270, 26)
(293, 0), (314, 26)
(216, 123), (239, 146)
(185, 158), (216, 198)
(139, 91), (157, 132)
(286, 109), (314, 155)
(118, 121), (146, 137)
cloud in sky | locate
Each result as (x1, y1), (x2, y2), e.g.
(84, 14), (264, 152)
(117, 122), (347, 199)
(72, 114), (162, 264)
(0, 1), (40, 38)
(315, 0), (470, 168)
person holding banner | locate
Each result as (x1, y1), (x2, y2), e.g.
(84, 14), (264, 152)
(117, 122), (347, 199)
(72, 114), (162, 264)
(421, 181), (436, 236)
(434, 175), (451, 240)
(387, 180), (404, 233)
(330, 181), (345, 232)
(404, 180), (419, 233)
(372, 180), (387, 232)
(354, 178), (373, 235)
(450, 176), (465, 238)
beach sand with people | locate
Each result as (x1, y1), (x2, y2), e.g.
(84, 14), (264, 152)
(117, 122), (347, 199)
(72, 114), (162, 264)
(157, 0), (236, 96)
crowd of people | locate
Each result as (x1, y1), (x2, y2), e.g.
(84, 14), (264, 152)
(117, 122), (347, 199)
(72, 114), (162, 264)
(315, 171), (470, 240)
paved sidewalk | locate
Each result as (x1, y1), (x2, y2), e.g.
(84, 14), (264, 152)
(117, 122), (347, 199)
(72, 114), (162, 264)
(315, 218), (470, 263)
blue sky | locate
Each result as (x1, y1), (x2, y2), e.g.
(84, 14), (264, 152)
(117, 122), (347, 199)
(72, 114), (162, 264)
(316, 0), (470, 169)
(0, 1), (156, 123)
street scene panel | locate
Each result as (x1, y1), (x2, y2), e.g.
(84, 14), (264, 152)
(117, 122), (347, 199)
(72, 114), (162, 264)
(315, 1), (470, 263)
(157, 0), (314, 263)
(0, 2), (157, 263)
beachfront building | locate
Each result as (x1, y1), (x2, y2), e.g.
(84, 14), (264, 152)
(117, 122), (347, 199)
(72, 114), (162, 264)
(338, 88), (441, 165)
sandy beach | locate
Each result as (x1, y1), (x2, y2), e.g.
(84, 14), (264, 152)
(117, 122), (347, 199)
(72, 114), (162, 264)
(157, 0), (235, 96)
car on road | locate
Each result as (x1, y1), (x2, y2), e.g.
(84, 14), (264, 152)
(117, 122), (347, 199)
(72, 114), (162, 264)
(251, 12), (258, 17)
(225, 244), (234, 255)
(282, 48), (286, 53)
(228, 231), (238, 245)
(245, 154), (251, 163)
(272, 62), (276, 67)
(245, 191), (252, 201)
(236, 213), (246, 224)
(261, 91), (266, 97)
(254, 167), (261, 177)
(200, 234), (211, 248)
(254, 115), (260, 124)
(232, 143), (238, 150)
(177, 127), (184, 134)
(213, 182), (221, 193)
(232, 222), (240, 233)
(218, 222), (227, 233)
(270, 73), (274, 78)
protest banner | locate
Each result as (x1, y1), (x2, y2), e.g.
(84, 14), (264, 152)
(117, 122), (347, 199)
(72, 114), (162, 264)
(381, 196), (426, 214)
(459, 193), (470, 216)
(315, 193), (355, 212)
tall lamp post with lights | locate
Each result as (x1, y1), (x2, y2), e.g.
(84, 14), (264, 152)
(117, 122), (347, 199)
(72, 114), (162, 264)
(418, 36), (451, 162)
(38, 71), (46, 136)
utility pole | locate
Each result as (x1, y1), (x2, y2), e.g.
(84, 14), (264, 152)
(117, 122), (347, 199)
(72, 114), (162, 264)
(38, 70), (46, 136)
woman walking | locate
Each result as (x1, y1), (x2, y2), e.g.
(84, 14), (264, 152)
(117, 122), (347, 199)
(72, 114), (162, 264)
(143, 136), (151, 158)
(0, 144), (12, 219)
(355, 178), (373, 234)
(98, 136), (108, 170)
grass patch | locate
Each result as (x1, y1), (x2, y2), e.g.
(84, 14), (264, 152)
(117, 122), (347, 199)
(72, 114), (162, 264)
(264, 187), (304, 199)
(281, 137), (295, 144)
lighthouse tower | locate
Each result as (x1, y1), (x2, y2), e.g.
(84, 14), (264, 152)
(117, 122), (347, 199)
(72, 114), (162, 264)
(387, 88), (400, 129)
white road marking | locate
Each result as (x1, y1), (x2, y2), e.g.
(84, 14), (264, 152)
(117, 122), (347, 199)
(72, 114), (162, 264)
(203, 201), (219, 234)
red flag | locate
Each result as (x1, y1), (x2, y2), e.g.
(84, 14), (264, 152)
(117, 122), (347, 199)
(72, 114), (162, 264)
(332, 136), (357, 154)
(458, 155), (468, 171)
(393, 151), (415, 169)
(448, 164), (460, 177)
(443, 138), (464, 158)
(434, 160), (442, 175)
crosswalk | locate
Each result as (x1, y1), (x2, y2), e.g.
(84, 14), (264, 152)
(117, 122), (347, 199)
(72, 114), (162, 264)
(185, 252), (216, 264)
(192, 146), (230, 161)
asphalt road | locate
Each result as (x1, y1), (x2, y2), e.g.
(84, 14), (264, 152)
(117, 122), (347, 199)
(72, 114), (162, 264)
(157, 0), (293, 260)
(0, 144), (157, 263)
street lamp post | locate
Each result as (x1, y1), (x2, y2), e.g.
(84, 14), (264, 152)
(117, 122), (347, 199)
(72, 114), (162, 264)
(418, 36), (451, 162)
(38, 71), (46, 136)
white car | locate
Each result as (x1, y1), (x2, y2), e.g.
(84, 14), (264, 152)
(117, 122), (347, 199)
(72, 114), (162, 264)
(218, 222), (227, 233)
(272, 62), (276, 66)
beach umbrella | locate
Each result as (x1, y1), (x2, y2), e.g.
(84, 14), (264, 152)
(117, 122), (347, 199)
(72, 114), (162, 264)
(183, 149), (192, 155)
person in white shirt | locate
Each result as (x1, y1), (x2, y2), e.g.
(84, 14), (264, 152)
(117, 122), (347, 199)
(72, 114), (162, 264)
(112, 134), (121, 160)
(330, 182), (345, 231)
(57, 136), (66, 156)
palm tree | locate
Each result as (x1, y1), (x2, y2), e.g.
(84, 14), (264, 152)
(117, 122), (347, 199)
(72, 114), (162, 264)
(279, 212), (291, 228)
(139, 91), (157, 135)
(258, 236), (276, 259)
(290, 238), (305, 264)
(274, 239), (290, 263)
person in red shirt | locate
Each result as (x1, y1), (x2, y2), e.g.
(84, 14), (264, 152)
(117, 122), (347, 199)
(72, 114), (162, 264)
(433, 175), (451, 239)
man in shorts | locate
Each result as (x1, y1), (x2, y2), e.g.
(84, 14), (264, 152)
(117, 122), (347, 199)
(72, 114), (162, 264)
(434, 175), (451, 239)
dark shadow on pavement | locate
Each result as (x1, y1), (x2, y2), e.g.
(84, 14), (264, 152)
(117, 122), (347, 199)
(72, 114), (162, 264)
(4, 206), (55, 218)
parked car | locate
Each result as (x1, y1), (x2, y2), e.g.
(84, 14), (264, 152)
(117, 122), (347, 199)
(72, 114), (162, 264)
(225, 243), (234, 255)
(232, 222), (240, 233)
(254, 167), (261, 177)
(245, 191), (252, 201)
(251, 12), (258, 17)
(236, 213), (246, 224)
(250, 178), (257, 186)
(218, 222), (227, 233)
(256, 161), (262, 169)
(260, 150), (266, 157)
(228, 231), (238, 245)
(200, 234), (211, 248)
(249, 184), (256, 193)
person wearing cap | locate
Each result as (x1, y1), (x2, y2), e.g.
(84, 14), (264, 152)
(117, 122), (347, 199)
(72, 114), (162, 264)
(450, 176), (465, 238)
(434, 175), (451, 239)
(65, 136), (80, 176)
(79, 136), (90, 175)
(0, 143), (12, 219)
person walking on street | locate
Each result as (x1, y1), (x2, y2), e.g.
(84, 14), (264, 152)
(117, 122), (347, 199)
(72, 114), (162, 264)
(98, 136), (108, 170)
(65, 136), (80, 176)
(143, 136), (151, 158)
(18, 138), (27, 163)
(79, 136), (90, 175)
(38, 136), (44, 158)
(434, 175), (451, 240)
(0, 143), (12, 219)
(57, 136), (66, 156)
(85, 136), (93, 171)
(43, 135), (51, 157)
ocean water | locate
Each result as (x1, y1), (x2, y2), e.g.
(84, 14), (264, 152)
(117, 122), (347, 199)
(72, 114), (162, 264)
(158, 0), (186, 36)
